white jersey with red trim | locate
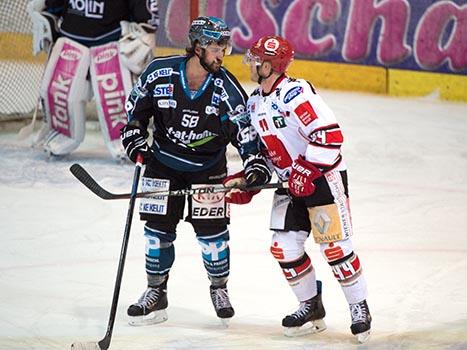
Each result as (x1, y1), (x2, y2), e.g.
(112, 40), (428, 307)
(247, 75), (346, 181)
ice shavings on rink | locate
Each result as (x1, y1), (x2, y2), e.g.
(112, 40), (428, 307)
(1, 87), (467, 349)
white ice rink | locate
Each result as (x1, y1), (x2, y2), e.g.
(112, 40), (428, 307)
(1, 87), (467, 350)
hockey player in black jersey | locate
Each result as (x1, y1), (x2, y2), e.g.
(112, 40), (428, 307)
(120, 16), (271, 326)
(27, 0), (159, 159)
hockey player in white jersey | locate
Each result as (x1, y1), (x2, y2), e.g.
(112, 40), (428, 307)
(224, 35), (372, 343)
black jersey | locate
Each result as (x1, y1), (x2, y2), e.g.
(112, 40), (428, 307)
(126, 55), (261, 172)
(45, 0), (159, 46)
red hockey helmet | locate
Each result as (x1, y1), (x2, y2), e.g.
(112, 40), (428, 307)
(246, 35), (294, 73)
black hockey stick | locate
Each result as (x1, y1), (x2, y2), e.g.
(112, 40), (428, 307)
(71, 155), (144, 350)
(70, 163), (288, 200)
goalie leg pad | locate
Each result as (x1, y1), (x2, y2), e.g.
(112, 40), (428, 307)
(320, 239), (368, 304)
(144, 225), (176, 276)
(90, 41), (133, 159)
(40, 38), (90, 155)
(197, 230), (230, 279)
(272, 230), (317, 302)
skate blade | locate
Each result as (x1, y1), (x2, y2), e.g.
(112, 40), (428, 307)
(355, 330), (371, 343)
(283, 318), (327, 337)
(70, 341), (100, 350)
(128, 309), (168, 326)
(219, 317), (232, 328)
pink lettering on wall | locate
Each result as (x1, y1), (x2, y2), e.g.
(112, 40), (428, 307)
(414, 2), (467, 71)
(231, 0), (278, 49)
(343, 0), (411, 64)
(282, 0), (340, 57)
(165, 0), (191, 46)
(205, 0), (226, 18)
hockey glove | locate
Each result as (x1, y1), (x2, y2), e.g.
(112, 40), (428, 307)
(288, 156), (323, 197)
(120, 123), (153, 164)
(223, 171), (260, 205)
(243, 154), (272, 187)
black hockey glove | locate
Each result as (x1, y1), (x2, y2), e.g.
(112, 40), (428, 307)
(120, 123), (153, 163)
(243, 154), (272, 187)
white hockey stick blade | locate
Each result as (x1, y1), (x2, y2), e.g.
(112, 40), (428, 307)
(17, 97), (40, 140)
(70, 341), (101, 350)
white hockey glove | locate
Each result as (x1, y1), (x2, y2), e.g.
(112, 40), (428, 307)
(27, 0), (59, 55)
(119, 21), (156, 75)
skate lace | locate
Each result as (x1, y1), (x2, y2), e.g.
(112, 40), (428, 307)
(211, 287), (232, 309)
(290, 301), (312, 319)
(136, 287), (160, 308)
(350, 302), (368, 324)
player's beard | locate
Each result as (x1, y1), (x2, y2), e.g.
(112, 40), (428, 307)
(200, 52), (222, 73)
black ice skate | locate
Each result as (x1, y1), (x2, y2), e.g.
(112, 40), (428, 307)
(282, 281), (327, 337)
(127, 282), (168, 326)
(210, 284), (235, 326)
(350, 299), (372, 343)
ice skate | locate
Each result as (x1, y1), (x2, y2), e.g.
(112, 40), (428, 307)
(127, 283), (168, 326)
(282, 281), (326, 337)
(350, 299), (372, 343)
(210, 284), (235, 326)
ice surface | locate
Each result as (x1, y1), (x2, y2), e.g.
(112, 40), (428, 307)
(1, 86), (467, 349)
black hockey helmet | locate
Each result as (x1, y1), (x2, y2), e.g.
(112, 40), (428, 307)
(188, 16), (232, 55)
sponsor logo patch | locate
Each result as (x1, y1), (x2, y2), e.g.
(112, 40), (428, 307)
(158, 99), (177, 108)
(294, 101), (317, 126)
(147, 68), (173, 83)
(283, 86), (303, 103)
(153, 83), (174, 97)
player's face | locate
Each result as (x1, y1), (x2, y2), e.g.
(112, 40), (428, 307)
(244, 50), (262, 83)
(202, 43), (227, 72)
(249, 60), (260, 82)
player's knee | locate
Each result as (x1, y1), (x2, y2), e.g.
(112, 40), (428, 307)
(320, 239), (362, 285)
(271, 231), (314, 283)
(197, 230), (230, 279)
(270, 230), (308, 262)
(144, 225), (175, 275)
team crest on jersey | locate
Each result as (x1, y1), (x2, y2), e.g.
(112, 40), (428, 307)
(273, 116), (286, 128)
(283, 86), (303, 103)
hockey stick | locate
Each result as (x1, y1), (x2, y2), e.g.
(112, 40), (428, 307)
(17, 95), (41, 140)
(71, 154), (144, 350)
(70, 163), (288, 200)
(18, 49), (51, 141)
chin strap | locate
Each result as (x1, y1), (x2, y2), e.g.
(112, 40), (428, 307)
(256, 65), (273, 84)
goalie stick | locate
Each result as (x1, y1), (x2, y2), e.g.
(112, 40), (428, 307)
(70, 163), (288, 200)
(71, 155), (144, 350)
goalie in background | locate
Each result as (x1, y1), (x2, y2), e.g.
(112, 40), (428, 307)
(227, 35), (372, 343)
(27, 0), (159, 159)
